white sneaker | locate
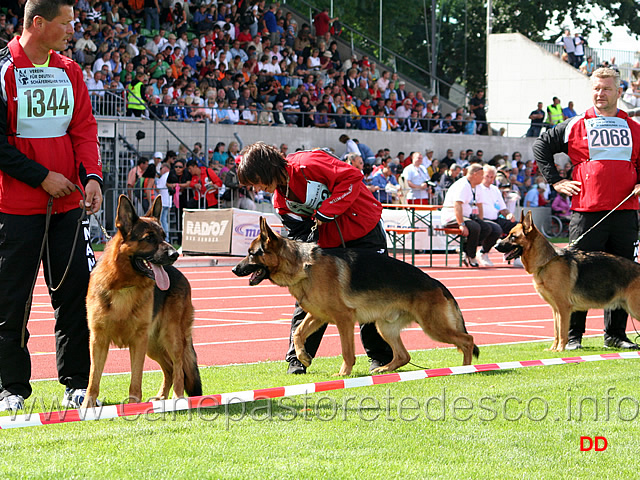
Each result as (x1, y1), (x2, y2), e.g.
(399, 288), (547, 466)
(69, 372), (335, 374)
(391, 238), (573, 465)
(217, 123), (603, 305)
(513, 258), (524, 268)
(0, 394), (24, 412)
(61, 388), (102, 409)
(478, 252), (494, 267)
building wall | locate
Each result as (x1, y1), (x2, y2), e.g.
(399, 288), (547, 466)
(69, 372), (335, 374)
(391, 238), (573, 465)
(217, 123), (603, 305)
(487, 33), (593, 138)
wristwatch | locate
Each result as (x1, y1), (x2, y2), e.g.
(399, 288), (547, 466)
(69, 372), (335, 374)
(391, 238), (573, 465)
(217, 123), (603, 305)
(458, 223), (465, 228)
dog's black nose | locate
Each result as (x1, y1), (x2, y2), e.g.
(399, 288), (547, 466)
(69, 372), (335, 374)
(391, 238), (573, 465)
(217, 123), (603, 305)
(168, 249), (179, 262)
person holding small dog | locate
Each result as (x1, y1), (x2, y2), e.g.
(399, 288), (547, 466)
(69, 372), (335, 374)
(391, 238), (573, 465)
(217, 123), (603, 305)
(534, 67), (640, 350)
(237, 142), (393, 374)
(0, 0), (103, 412)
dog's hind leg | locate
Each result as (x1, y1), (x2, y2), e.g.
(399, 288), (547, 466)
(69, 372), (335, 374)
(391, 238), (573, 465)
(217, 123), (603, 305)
(371, 320), (411, 373)
(292, 312), (327, 368)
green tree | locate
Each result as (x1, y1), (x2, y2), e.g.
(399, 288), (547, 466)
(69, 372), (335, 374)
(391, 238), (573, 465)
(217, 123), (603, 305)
(289, 0), (640, 98)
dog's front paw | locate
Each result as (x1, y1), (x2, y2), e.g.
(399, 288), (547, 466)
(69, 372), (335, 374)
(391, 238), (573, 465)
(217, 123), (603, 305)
(298, 350), (312, 367)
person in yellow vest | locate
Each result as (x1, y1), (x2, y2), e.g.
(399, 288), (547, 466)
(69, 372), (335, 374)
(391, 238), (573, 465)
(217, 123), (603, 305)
(126, 70), (147, 117)
(546, 96), (563, 129)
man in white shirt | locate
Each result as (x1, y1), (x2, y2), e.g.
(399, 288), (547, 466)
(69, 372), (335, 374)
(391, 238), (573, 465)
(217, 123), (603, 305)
(155, 162), (173, 241)
(440, 164), (499, 267)
(403, 152), (431, 205)
(475, 165), (517, 266)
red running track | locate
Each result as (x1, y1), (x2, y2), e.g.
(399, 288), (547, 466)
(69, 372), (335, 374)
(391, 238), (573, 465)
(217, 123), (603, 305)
(26, 250), (609, 381)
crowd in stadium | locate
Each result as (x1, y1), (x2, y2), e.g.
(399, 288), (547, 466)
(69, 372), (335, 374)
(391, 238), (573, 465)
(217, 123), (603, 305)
(1, 1), (488, 134)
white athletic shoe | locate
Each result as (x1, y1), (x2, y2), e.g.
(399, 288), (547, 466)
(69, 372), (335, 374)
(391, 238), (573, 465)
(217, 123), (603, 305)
(477, 253), (494, 267)
(0, 394), (24, 412)
(513, 258), (524, 268)
(61, 388), (102, 409)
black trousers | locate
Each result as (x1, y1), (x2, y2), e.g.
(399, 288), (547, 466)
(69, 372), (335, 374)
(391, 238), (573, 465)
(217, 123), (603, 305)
(444, 217), (499, 259)
(285, 222), (394, 364)
(0, 209), (95, 400)
(568, 210), (639, 341)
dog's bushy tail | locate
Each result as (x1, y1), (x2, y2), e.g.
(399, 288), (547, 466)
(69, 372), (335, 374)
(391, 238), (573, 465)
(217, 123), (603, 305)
(184, 340), (202, 397)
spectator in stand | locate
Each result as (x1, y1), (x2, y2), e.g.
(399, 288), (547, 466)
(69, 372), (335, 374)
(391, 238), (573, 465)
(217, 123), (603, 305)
(526, 101), (545, 137)
(580, 55), (596, 76)
(469, 90), (487, 134)
(313, 7), (338, 38)
(359, 107), (376, 131)
(441, 164), (462, 190)
(403, 151), (431, 205)
(263, 3), (279, 45)
(556, 28), (576, 68)
(546, 96), (563, 128)
(562, 100), (577, 120)
(370, 166), (399, 204)
(353, 139), (376, 166)
(155, 162), (172, 241)
(402, 109), (422, 133)
(187, 159), (223, 209)
(339, 134), (360, 160)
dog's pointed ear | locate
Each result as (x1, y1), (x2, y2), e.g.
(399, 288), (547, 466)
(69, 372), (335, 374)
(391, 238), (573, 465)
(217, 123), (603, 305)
(259, 216), (279, 245)
(116, 194), (137, 236)
(522, 210), (534, 234)
(520, 210), (525, 224)
(146, 195), (163, 220)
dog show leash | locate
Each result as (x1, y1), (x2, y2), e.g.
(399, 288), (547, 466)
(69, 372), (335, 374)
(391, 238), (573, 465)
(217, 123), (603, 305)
(21, 185), (106, 348)
(566, 190), (636, 249)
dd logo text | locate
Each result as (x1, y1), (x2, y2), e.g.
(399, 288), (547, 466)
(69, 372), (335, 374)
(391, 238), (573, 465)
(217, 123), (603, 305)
(580, 436), (608, 451)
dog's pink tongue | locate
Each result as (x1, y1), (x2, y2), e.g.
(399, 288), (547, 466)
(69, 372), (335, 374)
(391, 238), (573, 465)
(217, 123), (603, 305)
(152, 264), (170, 291)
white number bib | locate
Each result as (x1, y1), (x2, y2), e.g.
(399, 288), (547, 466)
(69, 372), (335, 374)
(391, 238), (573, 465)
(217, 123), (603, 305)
(15, 67), (74, 138)
(285, 180), (330, 216)
(585, 116), (632, 161)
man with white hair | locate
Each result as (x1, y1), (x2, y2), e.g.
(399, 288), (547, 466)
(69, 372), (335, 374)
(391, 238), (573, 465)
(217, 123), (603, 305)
(440, 164), (500, 267)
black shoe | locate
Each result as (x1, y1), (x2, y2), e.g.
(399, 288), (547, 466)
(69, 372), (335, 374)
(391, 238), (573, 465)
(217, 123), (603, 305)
(369, 358), (390, 372)
(603, 336), (640, 350)
(286, 359), (307, 374)
(565, 338), (583, 350)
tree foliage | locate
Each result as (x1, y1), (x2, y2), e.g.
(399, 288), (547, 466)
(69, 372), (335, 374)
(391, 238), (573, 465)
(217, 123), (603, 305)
(293, 0), (640, 97)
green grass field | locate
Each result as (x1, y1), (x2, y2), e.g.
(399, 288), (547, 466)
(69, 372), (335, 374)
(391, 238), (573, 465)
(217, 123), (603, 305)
(2, 338), (639, 479)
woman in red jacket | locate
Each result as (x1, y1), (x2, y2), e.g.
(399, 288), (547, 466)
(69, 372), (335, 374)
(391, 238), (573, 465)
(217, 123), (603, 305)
(238, 142), (392, 374)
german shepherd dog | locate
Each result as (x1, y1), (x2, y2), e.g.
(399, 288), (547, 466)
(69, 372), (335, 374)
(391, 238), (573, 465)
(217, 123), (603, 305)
(495, 210), (640, 352)
(232, 218), (479, 375)
(81, 195), (202, 407)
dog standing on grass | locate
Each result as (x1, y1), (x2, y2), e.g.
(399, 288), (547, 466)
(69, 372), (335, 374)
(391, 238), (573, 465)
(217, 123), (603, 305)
(233, 217), (479, 375)
(495, 211), (640, 352)
(81, 195), (202, 407)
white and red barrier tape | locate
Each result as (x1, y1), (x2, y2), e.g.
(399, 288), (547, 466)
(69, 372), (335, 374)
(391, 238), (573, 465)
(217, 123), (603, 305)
(2, 351), (639, 430)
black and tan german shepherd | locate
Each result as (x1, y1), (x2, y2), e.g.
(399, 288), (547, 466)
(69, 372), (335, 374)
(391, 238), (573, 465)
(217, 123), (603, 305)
(82, 195), (202, 407)
(495, 210), (640, 352)
(233, 218), (479, 375)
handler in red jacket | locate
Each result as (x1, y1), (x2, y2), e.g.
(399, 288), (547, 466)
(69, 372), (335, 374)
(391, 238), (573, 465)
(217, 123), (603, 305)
(0, 0), (102, 412)
(238, 142), (393, 374)
(533, 67), (640, 351)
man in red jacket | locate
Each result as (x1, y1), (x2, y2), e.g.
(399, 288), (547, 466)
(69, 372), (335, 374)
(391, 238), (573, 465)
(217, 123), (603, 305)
(534, 67), (640, 351)
(0, 0), (103, 412)
(238, 142), (393, 373)
(187, 159), (223, 208)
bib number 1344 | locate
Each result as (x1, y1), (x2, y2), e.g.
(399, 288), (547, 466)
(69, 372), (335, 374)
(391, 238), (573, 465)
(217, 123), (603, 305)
(22, 87), (71, 118)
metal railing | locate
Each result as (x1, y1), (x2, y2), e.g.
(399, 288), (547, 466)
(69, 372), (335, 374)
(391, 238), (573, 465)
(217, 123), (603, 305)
(88, 94), (532, 137)
(537, 42), (640, 82)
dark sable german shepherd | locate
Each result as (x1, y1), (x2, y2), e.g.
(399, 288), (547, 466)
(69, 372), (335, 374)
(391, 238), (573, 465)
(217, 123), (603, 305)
(232, 218), (479, 375)
(82, 195), (202, 407)
(495, 210), (640, 352)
